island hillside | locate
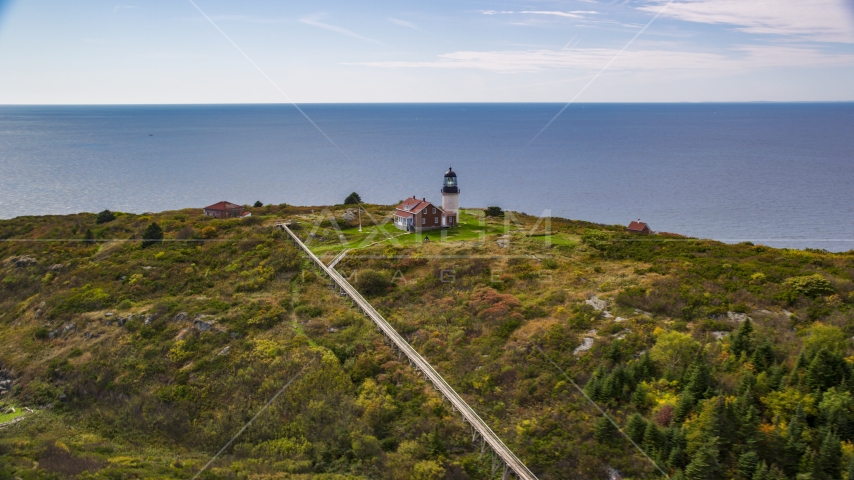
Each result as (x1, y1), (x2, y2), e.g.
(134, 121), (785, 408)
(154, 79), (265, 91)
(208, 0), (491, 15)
(1, 203), (853, 480)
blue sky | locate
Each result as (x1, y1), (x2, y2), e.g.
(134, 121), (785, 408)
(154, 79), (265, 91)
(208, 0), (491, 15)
(0, 0), (853, 103)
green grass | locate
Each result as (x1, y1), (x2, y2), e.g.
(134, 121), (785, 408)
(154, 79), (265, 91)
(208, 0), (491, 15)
(303, 209), (567, 256)
(0, 405), (25, 424)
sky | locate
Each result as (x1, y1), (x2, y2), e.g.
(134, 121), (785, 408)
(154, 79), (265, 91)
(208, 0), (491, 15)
(0, 0), (853, 103)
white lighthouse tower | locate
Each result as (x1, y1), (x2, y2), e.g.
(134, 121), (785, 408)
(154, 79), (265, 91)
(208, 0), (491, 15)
(441, 167), (459, 227)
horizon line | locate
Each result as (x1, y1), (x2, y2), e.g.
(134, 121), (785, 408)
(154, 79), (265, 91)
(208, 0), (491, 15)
(2, 100), (854, 107)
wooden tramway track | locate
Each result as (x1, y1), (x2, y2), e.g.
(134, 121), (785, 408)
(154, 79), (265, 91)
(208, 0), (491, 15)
(277, 223), (538, 480)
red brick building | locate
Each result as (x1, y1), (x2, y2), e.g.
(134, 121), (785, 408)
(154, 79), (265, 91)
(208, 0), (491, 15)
(393, 197), (444, 232)
(203, 201), (244, 219)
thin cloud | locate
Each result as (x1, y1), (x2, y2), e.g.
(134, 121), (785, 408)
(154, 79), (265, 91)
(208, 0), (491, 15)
(388, 17), (419, 30)
(481, 10), (599, 19)
(209, 15), (284, 24)
(639, 0), (854, 43)
(300, 15), (383, 45)
(348, 45), (854, 72)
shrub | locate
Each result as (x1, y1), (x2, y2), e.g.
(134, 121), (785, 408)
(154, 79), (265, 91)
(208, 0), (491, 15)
(785, 274), (835, 298)
(581, 229), (612, 251)
(355, 269), (391, 296)
(485, 206), (503, 217)
(201, 226), (217, 239)
(344, 192), (362, 205)
(57, 285), (111, 313)
(253, 201), (263, 207)
(95, 210), (116, 224)
(142, 222), (163, 248)
(83, 228), (95, 245)
(176, 225), (195, 240)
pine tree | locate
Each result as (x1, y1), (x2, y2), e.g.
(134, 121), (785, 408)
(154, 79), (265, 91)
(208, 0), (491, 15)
(730, 318), (754, 357)
(737, 451), (760, 480)
(626, 413), (647, 445)
(847, 456), (854, 480)
(816, 431), (842, 480)
(751, 341), (775, 371)
(751, 461), (768, 480)
(83, 228), (95, 245)
(593, 416), (615, 443)
(674, 390), (696, 423)
(806, 348), (846, 392)
(630, 352), (656, 383)
(344, 192), (362, 205)
(684, 363), (712, 399)
(642, 421), (662, 454)
(684, 438), (723, 480)
(142, 222), (164, 248)
(766, 465), (787, 480)
(631, 383), (651, 410)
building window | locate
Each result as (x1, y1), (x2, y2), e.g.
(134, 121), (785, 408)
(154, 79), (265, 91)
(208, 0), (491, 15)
(432, 208), (436, 214)
(422, 218), (425, 225)
(434, 217), (438, 224)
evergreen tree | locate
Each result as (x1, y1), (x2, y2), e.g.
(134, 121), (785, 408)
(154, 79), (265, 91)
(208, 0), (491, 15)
(806, 348), (846, 392)
(751, 341), (775, 371)
(847, 456), (854, 480)
(730, 318), (754, 357)
(642, 421), (662, 454)
(630, 352), (656, 383)
(344, 192), (362, 205)
(684, 362), (712, 399)
(142, 222), (164, 248)
(631, 383), (651, 410)
(794, 352), (808, 372)
(765, 465), (787, 480)
(684, 438), (723, 480)
(816, 431), (842, 480)
(626, 413), (647, 445)
(95, 209), (116, 224)
(737, 451), (760, 480)
(593, 416), (615, 443)
(736, 387), (760, 448)
(674, 390), (696, 423)
(800, 447), (817, 479)
(751, 461), (768, 480)
(253, 201), (263, 207)
(83, 228), (95, 245)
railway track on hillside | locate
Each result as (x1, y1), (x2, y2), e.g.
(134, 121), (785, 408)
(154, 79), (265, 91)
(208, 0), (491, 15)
(277, 223), (538, 480)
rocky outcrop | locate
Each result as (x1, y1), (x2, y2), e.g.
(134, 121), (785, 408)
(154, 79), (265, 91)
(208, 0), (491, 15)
(0, 368), (14, 396)
(4, 255), (37, 268)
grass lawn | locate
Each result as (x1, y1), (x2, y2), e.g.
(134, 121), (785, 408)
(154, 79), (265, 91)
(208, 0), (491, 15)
(296, 209), (575, 257)
(0, 405), (25, 424)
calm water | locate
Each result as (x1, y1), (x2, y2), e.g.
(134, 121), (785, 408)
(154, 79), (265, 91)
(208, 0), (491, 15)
(1, 103), (852, 251)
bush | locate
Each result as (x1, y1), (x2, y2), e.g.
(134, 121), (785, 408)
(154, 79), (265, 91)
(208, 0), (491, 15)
(581, 229), (612, 251)
(253, 201), (263, 207)
(344, 192), (362, 205)
(142, 222), (164, 248)
(201, 226), (217, 239)
(485, 206), (503, 217)
(355, 269), (391, 296)
(57, 285), (111, 313)
(95, 210), (116, 224)
(785, 274), (835, 298)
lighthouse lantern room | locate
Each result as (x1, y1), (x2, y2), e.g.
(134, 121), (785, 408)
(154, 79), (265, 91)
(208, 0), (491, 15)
(441, 167), (459, 227)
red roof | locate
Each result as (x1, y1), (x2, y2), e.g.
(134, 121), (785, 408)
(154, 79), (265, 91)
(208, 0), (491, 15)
(627, 220), (650, 232)
(204, 201), (242, 211)
(395, 197), (437, 215)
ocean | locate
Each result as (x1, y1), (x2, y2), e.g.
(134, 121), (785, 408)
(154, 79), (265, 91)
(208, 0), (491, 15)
(0, 103), (852, 251)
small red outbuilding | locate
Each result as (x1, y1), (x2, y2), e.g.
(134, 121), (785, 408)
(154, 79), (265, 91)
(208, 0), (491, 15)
(203, 201), (244, 219)
(627, 220), (651, 234)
